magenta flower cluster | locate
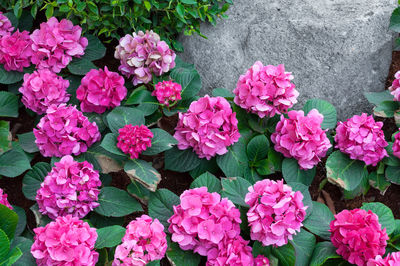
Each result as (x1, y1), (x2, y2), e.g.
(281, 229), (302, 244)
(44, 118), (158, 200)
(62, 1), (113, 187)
(174, 95), (240, 160)
(245, 179), (307, 247)
(77, 66), (127, 113)
(335, 113), (388, 166)
(31, 215), (98, 266)
(368, 252), (400, 266)
(33, 104), (101, 157)
(206, 236), (255, 266)
(30, 17), (88, 73)
(392, 131), (400, 159)
(0, 12), (14, 37)
(114, 30), (176, 85)
(117, 124), (153, 159)
(233, 61), (299, 118)
(0, 30), (33, 72)
(113, 215), (167, 265)
(389, 71), (400, 101)
(152, 80), (182, 106)
(0, 188), (12, 209)
(271, 109), (332, 170)
(19, 69), (70, 114)
(330, 209), (388, 266)
(36, 155), (101, 220)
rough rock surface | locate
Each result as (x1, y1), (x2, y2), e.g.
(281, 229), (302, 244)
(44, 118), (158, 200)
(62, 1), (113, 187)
(179, 0), (397, 120)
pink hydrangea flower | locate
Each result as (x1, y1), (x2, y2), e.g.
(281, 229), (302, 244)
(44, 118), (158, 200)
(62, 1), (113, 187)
(368, 252), (400, 266)
(0, 30), (32, 72)
(245, 179), (307, 247)
(168, 187), (241, 256)
(33, 104), (101, 157)
(330, 209), (389, 266)
(30, 17), (88, 73)
(233, 61), (299, 118)
(206, 236), (254, 266)
(174, 95), (240, 160)
(113, 215), (167, 265)
(152, 80), (182, 106)
(0, 188), (12, 209)
(19, 69), (70, 114)
(389, 71), (400, 101)
(0, 12), (14, 37)
(335, 113), (388, 166)
(117, 124), (153, 159)
(114, 30), (176, 85)
(31, 215), (98, 266)
(254, 255), (270, 266)
(36, 155), (101, 220)
(392, 130), (400, 159)
(271, 109), (332, 170)
(76, 66), (127, 113)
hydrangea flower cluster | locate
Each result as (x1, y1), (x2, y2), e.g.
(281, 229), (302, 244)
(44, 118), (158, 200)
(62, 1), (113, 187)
(174, 95), (240, 160)
(30, 17), (88, 73)
(33, 104), (101, 157)
(330, 209), (388, 266)
(113, 215), (167, 265)
(206, 236), (254, 266)
(152, 80), (182, 106)
(389, 71), (400, 101)
(0, 12), (14, 37)
(271, 109), (332, 170)
(31, 215), (98, 266)
(76, 67), (127, 113)
(19, 69), (70, 114)
(36, 155), (101, 220)
(233, 61), (299, 118)
(368, 252), (400, 266)
(114, 30), (176, 85)
(0, 188), (12, 209)
(245, 179), (307, 247)
(168, 187), (242, 257)
(0, 30), (33, 72)
(117, 124), (153, 159)
(254, 255), (271, 266)
(392, 131), (400, 159)
(335, 113), (388, 166)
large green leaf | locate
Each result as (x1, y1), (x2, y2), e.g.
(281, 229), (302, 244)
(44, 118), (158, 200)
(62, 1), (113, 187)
(0, 149), (31, 178)
(12, 206), (26, 237)
(164, 147), (201, 172)
(22, 162), (51, 200)
(303, 201), (334, 240)
(95, 187), (143, 217)
(291, 229), (316, 266)
(0, 121), (11, 155)
(9, 237), (34, 266)
(0, 65), (24, 85)
(77, 144), (124, 174)
(170, 65), (201, 99)
(81, 34), (106, 61)
(100, 133), (126, 157)
(390, 7), (400, 32)
(127, 181), (151, 204)
(124, 159), (161, 192)
(309, 242), (341, 266)
(373, 101), (400, 118)
(95, 225), (125, 249)
(217, 138), (249, 178)
(221, 177), (252, 207)
(369, 171), (391, 194)
(385, 165), (400, 184)
(125, 86), (156, 105)
(67, 58), (97, 75)
(190, 172), (221, 193)
(142, 128), (178, 155)
(303, 98), (337, 129)
(89, 213), (124, 229)
(361, 202), (395, 235)
(148, 189), (179, 230)
(17, 132), (38, 153)
(0, 229), (10, 261)
(247, 134), (269, 162)
(106, 107), (145, 134)
(364, 90), (394, 106)
(0, 205), (18, 240)
(282, 158), (316, 186)
(272, 242), (296, 266)
(0, 92), (18, 118)
(166, 236), (201, 266)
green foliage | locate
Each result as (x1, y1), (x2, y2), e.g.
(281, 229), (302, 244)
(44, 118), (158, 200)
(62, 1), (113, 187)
(282, 158), (316, 186)
(303, 201), (334, 240)
(190, 172), (222, 193)
(22, 162), (51, 200)
(361, 202), (396, 235)
(124, 159), (161, 192)
(148, 189), (180, 229)
(303, 98), (337, 130)
(95, 225), (125, 249)
(95, 187), (143, 217)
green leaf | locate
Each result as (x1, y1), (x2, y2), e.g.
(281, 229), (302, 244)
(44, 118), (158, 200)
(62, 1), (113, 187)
(291, 229), (316, 266)
(45, 6), (54, 19)
(170, 65), (201, 99)
(124, 159), (161, 192)
(282, 158), (316, 186)
(211, 88), (234, 98)
(361, 202), (395, 235)
(0, 92), (18, 118)
(12, 206), (26, 237)
(125, 87), (156, 105)
(221, 177), (252, 207)
(190, 172), (221, 193)
(247, 135), (269, 162)
(106, 107), (145, 134)
(181, 0), (198, 4)
(364, 91), (394, 106)
(254, 159), (275, 176)
(95, 187), (143, 217)
(0, 150), (31, 178)
(189, 157), (219, 178)
(288, 182), (313, 218)
(67, 58), (97, 75)
(22, 162), (51, 200)
(217, 137), (249, 178)
(18, 10), (33, 32)
(164, 147), (201, 172)
(272, 242), (296, 266)
(9, 237), (34, 266)
(0, 229), (10, 261)
(176, 3), (186, 18)
(373, 101), (400, 118)
(390, 7), (400, 32)
(95, 225), (125, 249)
(17, 132), (38, 153)
(100, 133), (126, 157)
(0, 121), (11, 155)
(30, 204), (51, 227)
(309, 242), (341, 266)
(303, 201), (334, 240)
(0, 65), (24, 85)
(369, 171), (390, 194)
(143, 0), (151, 11)
(326, 151), (367, 191)
(89, 213), (124, 229)
(77, 144), (124, 174)
(142, 129), (178, 155)
(383, 142), (400, 166)
(127, 181), (151, 204)
(81, 35), (106, 61)
(148, 189), (180, 229)
(303, 99), (337, 129)
(0, 204), (18, 240)
(385, 165), (400, 184)
(166, 236), (201, 266)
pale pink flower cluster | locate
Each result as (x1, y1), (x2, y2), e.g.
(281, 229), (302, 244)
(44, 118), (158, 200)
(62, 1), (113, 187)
(0, 12), (14, 37)
(77, 66), (127, 113)
(19, 69), (70, 114)
(30, 17), (88, 73)
(206, 236), (255, 266)
(0, 30), (32, 72)
(392, 131), (400, 159)
(114, 30), (176, 85)
(389, 71), (400, 101)
(33, 104), (101, 157)
(174, 95), (240, 160)
(117, 124), (153, 159)
(168, 187), (242, 257)
(245, 179), (307, 247)
(233, 61), (299, 118)
(271, 109), (332, 170)
(335, 113), (388, 166)
(330, 209), (388, 266)
(113, 215), (167, 265)
(368, 252), (400, 266)
(0, 188), (12, 209)
(152, 80), (182, 106)
(31, 215), (98, 266)
(36, 155), (101, 220)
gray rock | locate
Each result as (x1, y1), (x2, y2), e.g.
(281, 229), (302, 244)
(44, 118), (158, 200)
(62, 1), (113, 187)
(179, 0), (397, 120)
